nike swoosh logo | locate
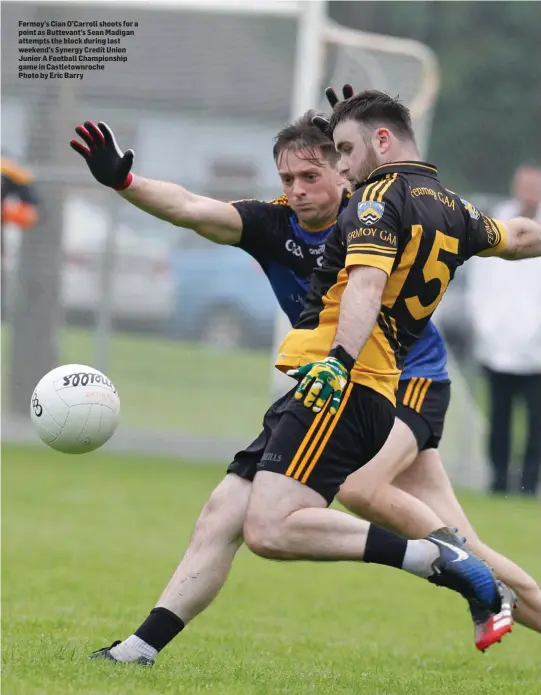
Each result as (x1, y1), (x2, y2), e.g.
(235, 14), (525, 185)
(429, 537), (469, 562)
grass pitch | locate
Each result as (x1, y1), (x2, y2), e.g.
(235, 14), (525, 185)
(2, 443), (540, 695)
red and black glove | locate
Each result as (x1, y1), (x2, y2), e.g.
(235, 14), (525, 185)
(70, 121), (134, 191)
(312, 84), (355, 136)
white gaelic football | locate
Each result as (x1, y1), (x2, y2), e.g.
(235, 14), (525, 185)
(30, 364), (120, 454)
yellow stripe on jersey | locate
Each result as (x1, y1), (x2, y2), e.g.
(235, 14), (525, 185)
(361, 179), (386, 202)
(477, 218), (509, 257)
(348, 243), (396, 255)
(346, 250), (396, 275)
(415, 378), (432, 413)
(375, 173), (398, 202)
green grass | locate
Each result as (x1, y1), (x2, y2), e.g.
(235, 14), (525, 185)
(2, 444), (540, 695)
(2, 327), (271, 438)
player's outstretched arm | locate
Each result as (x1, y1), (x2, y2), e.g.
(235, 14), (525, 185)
(70, 120), (243, 245)
(499, 217), (541, 260)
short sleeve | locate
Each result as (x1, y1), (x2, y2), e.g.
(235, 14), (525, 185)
(460, 199), (508, 258)
(230, 198), (287, 261)
(341, 173), (406, 275)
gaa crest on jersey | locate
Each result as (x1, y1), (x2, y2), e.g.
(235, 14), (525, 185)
(460, 199), (480, 220)
(357, 201), (385, 225)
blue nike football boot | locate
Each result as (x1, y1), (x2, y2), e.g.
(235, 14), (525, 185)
(426, 527), (502, 614)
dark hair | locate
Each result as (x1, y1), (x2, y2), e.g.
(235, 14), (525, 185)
(329, 90), (415, 142)
(273, 110), (339, 166)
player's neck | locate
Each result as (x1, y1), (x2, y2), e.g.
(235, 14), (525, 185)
(385, 146), (421, 164)
(298, 208), (340, 233)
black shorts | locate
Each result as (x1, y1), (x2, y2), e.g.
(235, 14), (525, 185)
(227, 383), (395, 505)
(395, 377), (451, 451)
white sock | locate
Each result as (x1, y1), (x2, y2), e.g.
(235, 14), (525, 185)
(402, 539), (439, 578)
(109, 635), (158, 662)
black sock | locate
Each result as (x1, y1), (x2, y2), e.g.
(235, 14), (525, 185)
(363, 524), (407, 568)
(134, 607), (185, 652)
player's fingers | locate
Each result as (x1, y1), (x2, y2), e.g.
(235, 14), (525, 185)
(69, 140), (90, 159)
(325, 87), (339, 108)
(313, 382), (332, 413)
(303, 380), (323, 409)
(342, 84), (354, 100)
(294, 375), (312, 400)
(317, 382), (332, 404)
(329, 390), (343, 415)
(97, 121), (116, 148)
(312, 116), (331, 135)
(75, 125), (95, 150)
(84, 121), (105, 147)
(119, 150), (134, 178)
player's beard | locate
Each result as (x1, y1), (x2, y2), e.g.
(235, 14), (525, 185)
(354, 142), (379, 186)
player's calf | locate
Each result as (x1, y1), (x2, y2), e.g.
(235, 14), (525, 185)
(90, 474), (251, 664)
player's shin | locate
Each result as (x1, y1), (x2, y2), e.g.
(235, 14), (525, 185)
(107, 475), (250, 663)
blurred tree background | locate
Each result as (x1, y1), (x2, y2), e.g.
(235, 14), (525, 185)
(330, 1), (541, 196)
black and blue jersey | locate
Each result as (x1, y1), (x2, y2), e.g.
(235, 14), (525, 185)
(232, 192), (448, 382)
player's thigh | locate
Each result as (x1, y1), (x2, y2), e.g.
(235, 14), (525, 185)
(339, 378), (450, 501)
(393, 448), (480, 544)
(251, 383), (395, 511)
(338, 417), (418, 505)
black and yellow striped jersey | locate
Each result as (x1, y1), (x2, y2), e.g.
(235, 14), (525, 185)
(275, 161), (507, 404)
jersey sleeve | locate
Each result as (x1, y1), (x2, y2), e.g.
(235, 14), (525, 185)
(230, 198), (287, 261)
(1, 159), (39, 204)
(341, 174), (406, 275)
(460, 199), (508, 258)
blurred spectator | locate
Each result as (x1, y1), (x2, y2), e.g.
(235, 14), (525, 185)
(1, 154), (39, 319)
(467, 164), (541, 495)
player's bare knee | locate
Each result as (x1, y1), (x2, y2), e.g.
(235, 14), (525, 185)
(337, 480), (375, 514)
(192, 475), (249, 544)
(243, 513), (286, 559)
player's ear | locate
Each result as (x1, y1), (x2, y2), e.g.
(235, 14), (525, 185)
(375, 127), (392, 154)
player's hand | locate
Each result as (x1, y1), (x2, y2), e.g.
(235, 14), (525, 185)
(312, 84), (355, 136)
(70, 121), (134, 190)
(287, 357), (349, 415)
